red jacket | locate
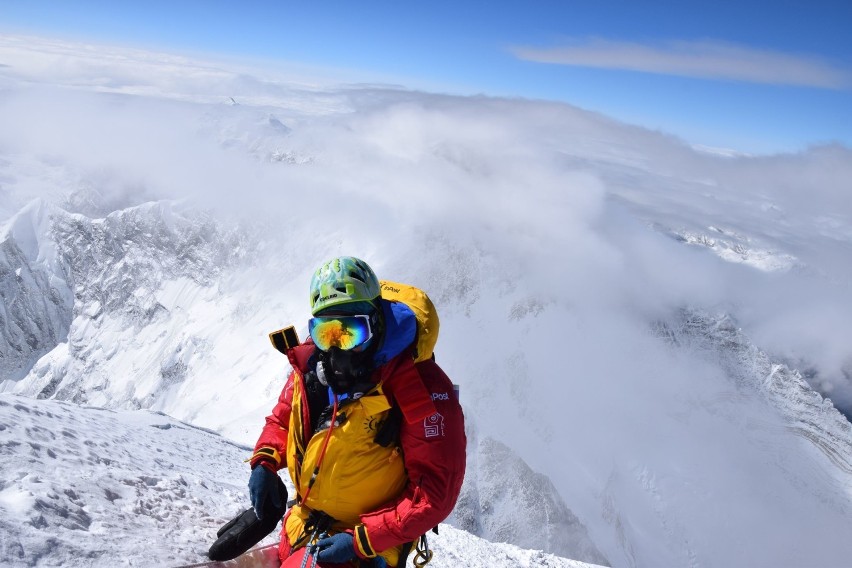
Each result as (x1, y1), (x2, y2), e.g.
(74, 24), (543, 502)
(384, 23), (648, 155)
(254, 340), (467, 558)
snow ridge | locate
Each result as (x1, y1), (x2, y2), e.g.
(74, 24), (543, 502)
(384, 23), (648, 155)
(657, 309), (852, 480)
(453, 435), (609, 566)
(7, 201), (248, 407)
(0, 200), (73, 384)
(0, 394), (253, 567)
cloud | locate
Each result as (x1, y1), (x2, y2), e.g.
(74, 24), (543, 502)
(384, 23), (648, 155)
(512, 38), (852, 89)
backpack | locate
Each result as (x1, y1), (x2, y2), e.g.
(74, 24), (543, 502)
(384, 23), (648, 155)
(378, 280), (439, 363)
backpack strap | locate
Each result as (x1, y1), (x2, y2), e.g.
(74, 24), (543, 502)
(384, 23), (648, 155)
(269, 326), (299, 354)
(382, 355), (437, 425)
(373, 404), (402, 447)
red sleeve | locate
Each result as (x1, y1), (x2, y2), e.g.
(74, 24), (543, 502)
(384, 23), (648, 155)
(356, 359), (466, 555)
(251, 370), (295, 471)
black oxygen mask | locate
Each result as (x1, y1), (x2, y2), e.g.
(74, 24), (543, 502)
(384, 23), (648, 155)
(316, 344), (376, 396)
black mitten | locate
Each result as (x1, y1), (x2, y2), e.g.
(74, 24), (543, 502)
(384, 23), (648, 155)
(208, 477), (288, 561)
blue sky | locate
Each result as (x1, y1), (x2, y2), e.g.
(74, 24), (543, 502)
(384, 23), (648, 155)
(2, 0), (851, 153)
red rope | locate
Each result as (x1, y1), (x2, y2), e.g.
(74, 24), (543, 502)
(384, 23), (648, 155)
(299, 395), (339, 507)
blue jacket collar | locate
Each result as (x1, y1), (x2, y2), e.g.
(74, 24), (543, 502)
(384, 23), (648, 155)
(373, 299), (417, 367)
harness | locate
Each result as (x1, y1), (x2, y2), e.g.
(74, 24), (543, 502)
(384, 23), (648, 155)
(297, 510), (336, 568)
(286, 363), (435, 567)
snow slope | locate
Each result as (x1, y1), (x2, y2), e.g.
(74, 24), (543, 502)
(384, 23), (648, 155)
(0, 394), (601, 568)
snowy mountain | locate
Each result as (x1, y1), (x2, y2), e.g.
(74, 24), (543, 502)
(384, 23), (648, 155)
(0, 201), (73, 383)
(2, 35), (852, 567)
(3, 199), (248, 406)
(454, 435), (609, 565)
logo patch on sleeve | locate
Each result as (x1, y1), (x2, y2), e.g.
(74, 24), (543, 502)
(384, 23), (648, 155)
(423, 412), (445, 438)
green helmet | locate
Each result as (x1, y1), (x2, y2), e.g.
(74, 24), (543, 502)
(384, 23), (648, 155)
(309, 256), (381, 315)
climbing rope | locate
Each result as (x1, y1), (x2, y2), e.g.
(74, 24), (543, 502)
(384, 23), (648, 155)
(412, 534), (433, 567)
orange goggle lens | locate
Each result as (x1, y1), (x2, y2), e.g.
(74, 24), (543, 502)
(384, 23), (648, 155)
(308, 315), (373, 351)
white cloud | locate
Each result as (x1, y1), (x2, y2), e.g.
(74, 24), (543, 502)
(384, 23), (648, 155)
(512, 38), (852, 89)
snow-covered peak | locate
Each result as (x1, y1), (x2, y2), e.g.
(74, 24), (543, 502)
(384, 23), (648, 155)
(1, 199), (60, 266)
(0, 200), (73, 384)
(663, 225), (799, 272)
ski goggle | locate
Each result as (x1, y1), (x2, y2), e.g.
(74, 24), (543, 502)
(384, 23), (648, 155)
(308, 314), (373, 351)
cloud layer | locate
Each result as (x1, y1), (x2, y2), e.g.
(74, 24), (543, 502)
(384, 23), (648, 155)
(512, 38), (852, 89)
(2, 37), (851, 395)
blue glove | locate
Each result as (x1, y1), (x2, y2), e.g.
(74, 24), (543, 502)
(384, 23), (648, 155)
(314, 532), (356, 563)
(248, 465), (282, 520)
